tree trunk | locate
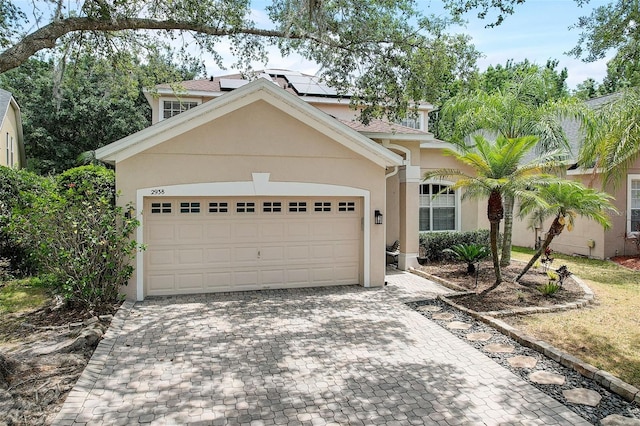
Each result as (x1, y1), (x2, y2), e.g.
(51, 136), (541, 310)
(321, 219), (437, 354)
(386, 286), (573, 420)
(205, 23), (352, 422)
(489, 219), (502, 286)
(500, 194), (514, 267)
(516, 216), (565, 282)
(487, 190), (504, 287)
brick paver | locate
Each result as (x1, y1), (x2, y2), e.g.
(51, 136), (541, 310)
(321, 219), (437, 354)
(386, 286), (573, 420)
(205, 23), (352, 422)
(54, 270), (591, 425)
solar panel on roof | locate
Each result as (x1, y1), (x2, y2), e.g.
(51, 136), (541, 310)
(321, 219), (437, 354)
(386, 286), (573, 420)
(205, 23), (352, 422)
(219, 79), (250, 90)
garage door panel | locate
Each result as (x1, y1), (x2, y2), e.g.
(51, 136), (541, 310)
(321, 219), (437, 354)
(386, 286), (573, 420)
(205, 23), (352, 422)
(204, 272), (231, 290)
(177, 224), (204, 243)
(311, 244), (334, 261)
(177, 248), (204, 265)
(235, 223), (260, 239)
(260, 246), (285, 262)
(334, 242), (359, 259)
(261, 223), (285, 238)
(147, 274), (175, 293)
(287, 268), (310, 284)
(234, 271), (259, 286)
(335, 266), (359, 282)
(147, 249), (175, 266)
(286, 245), (310, 260)
(205, 223), (232, 240)
(234, 247), (259, 263)
(286, 222), (310, 239)
(145, 196), (361, 296)
(147, 225), (176, 244)
(261, 269), (285, 285)
(176, 273), (204, 291)
(205, 248), (231, 264)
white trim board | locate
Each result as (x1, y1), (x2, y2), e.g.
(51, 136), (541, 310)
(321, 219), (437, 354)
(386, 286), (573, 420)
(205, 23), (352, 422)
(134, 173), (372, 301)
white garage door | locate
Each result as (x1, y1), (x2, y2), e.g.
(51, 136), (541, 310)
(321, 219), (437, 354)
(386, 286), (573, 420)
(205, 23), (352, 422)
(144, 196), (362, 295)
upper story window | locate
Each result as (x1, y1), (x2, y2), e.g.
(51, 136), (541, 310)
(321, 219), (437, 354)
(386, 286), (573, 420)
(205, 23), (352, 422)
(163, 100), (199, 119)
(397, 113), (423, 130)
(419, 183), (457, 232)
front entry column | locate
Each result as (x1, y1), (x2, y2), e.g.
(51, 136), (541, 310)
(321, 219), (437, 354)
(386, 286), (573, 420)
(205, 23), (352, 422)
(398, 165), (421, 270)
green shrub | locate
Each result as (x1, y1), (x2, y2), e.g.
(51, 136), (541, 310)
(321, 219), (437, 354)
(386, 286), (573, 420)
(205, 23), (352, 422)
(11, 166), (138, 309)
(56, 165), (115, 204)
(443, 243), (491, 274)
(419, 230), (491, 262)
(11, 182), (139, 310)
(0, 166), (49, 275)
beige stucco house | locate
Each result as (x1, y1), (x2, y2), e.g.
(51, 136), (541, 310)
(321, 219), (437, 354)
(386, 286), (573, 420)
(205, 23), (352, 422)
(97, 70), (483, 300)
(0, 88), (25, 169)
(511, 94), (637, 260)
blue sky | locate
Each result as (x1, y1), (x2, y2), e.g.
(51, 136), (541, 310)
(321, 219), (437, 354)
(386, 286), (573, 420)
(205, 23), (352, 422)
(440, 0), (612, 88)
(208, 0), (611, 90)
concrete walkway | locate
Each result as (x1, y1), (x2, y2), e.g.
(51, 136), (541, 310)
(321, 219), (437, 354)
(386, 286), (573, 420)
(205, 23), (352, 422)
(54, 271), (591, 425)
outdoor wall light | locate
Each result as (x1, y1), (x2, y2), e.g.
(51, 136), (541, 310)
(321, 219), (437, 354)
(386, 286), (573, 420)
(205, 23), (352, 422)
(375, 210), (383, 225)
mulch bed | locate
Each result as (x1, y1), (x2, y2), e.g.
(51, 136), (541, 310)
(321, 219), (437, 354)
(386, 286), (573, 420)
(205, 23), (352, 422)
(419, 260), (585, 313)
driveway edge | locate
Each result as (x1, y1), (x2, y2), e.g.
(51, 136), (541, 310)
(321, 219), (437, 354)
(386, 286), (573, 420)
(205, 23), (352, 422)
(52, 300), (136, 426)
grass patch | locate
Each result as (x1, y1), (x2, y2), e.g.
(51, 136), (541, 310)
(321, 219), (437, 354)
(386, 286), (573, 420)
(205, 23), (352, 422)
(508, 247), (640, 388)
(0, 276), (50, 315)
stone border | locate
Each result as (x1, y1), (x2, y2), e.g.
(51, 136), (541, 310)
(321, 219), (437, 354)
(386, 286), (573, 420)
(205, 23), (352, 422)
(52, 300), (136, 426)
(409, 267), (594, 317)
(410, 267), (640, 403)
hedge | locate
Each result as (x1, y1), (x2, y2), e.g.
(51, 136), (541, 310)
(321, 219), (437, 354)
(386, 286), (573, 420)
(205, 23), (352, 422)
(419, 230), (491, 262)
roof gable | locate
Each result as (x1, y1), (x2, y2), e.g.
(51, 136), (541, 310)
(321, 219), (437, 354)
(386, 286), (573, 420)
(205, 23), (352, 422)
(97, 79), (403, 168)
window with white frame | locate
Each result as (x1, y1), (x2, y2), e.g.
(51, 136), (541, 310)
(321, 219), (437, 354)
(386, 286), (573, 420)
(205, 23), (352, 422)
(396, 112), (423, 130)
(162, 100), (199, 119)
(629, 176), (640, 233)
(419, 183), (457, 231)
(9, 135), (13, 167)
(5, 133), (9, 166)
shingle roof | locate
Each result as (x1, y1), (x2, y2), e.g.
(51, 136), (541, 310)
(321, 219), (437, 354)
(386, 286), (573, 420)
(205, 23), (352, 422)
(562, 93), (619, 162)
(0, 88), (12, 121)
(337, 118), (428, 135)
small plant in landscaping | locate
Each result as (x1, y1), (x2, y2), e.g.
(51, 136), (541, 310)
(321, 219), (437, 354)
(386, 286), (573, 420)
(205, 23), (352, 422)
(533, 260), (541, 270)
(538, 269), (562, 296)
(443, 243), (491, 275)
(555, 265), (572, 286)
(537, 281), (561, 296)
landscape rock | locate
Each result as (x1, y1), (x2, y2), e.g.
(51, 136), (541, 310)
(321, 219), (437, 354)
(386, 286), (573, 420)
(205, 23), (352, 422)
(601, 414), (640, 425)
(446, 321), (472, 330)
(465, 332), (493, 342)
(484, 343), (515, 354)
(563, 388), (602, 406)
(529, 371), (566, 385)
(507, 356), (538, 369)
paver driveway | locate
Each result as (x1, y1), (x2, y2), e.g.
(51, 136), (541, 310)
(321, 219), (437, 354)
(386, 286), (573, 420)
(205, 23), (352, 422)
(54, 271), (590, 425)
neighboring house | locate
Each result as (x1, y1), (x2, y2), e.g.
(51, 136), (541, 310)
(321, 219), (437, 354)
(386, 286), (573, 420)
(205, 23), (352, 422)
(97, 70), (483, 300)
(511, 93), (634, 259)
(0, 88), (25, 169)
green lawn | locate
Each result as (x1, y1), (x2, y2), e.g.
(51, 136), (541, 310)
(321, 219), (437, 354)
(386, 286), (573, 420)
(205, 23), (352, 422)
(0, 277), (49, 315)
(507, 247), (640, 388)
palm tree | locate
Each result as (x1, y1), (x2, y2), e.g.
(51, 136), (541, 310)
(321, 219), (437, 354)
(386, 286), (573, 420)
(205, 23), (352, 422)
(579, 88), (640, 187)
(424, 134), (561, 288)
(515, 181), (616, 281)
(439, 73), (588, 266)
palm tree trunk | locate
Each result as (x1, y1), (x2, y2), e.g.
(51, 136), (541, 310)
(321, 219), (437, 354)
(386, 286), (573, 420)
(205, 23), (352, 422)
(516, 216), (565, 282)
(490, 220), (502, 285)
(500, 194), (514, 267)
(487, 190), (504, 287)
